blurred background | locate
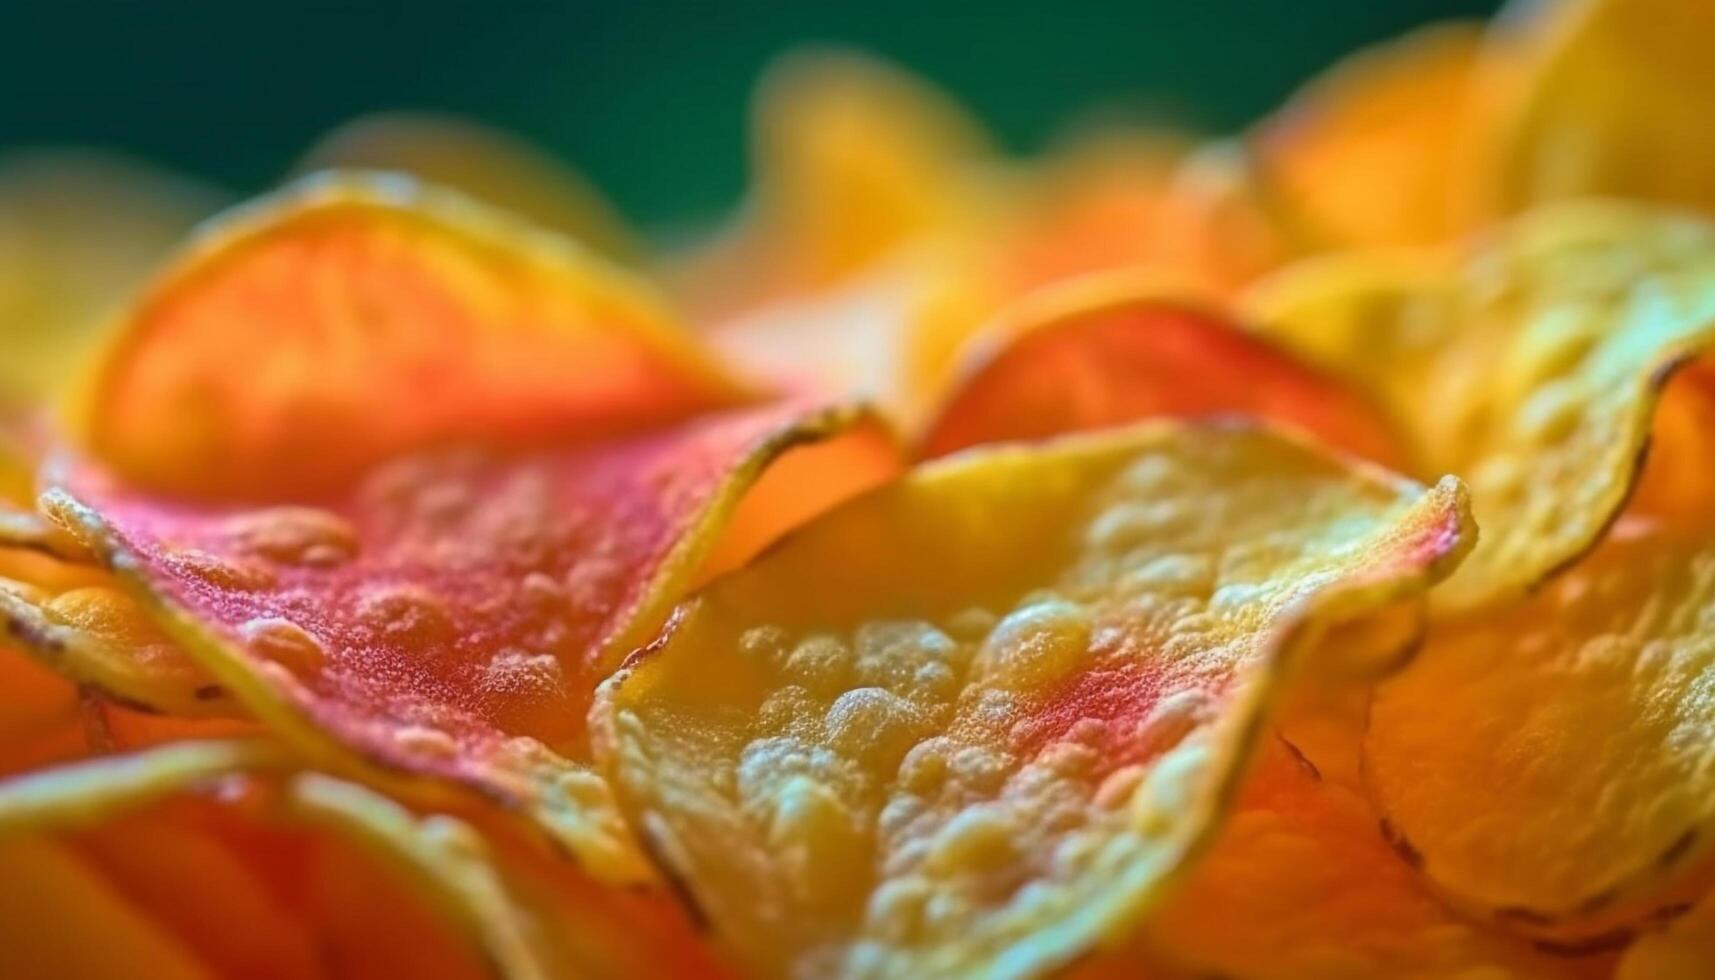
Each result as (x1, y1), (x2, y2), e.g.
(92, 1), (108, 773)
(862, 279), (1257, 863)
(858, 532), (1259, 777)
(3, 0), (1498, 234)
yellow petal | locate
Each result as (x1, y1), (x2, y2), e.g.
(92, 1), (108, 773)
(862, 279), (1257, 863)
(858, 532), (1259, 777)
(597, 422), (1469, 977)
(1491, 0), (1715, 218)
(1367, 368), (1715, 946)
(1247, 203), (1715, 611)
(0, 151), (224, 408)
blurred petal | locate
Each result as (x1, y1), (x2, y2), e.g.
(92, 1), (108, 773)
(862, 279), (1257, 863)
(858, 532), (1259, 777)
(1618, 887), (1715, 980)
(1006, 136), (1287, 298)
(0, 836), (216, 980)
(0, 151), (225, 408)
(1253, 23), (1486, 249)
(676, 49), (994, 318)
(299, 113), (644, 264)
(1491, 0), (1715, 217)
(0, 744), (525, 979)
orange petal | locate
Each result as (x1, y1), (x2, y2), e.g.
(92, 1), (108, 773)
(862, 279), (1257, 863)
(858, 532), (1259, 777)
(0, 836), (216, 980)
(1253, 22), (1487, 249)
(917, 276), (1403, 467)
(1074, 741), (1615, 979)
(906, 140), (1293, 417)
(1005, 137), (1288, 298)
(1364, 368), (1715, 945)
(80, 172), (755, 500)
(677, 48), (993, 318)
(0, 743), (616, 979)
(0, 648), (86, 777)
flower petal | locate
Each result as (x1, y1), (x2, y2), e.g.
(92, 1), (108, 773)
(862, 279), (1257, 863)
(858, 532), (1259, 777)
(298, 113), (643, 264)
(1074, 741), (1613, 979)
(1252, 22), (1487, 249)
(1248, 203), (1715, 611)
(597, 422), (1469, 978)
(1366, 367), (1715, 945)
(80, 172), (754, 500)
(1492, 0), (1715, 217)
(917, 275), (1402, 466)
(0, 151), (224, 408)
(52, 400), (895, 879)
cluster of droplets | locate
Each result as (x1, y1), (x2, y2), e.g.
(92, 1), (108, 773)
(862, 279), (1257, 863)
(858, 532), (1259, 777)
(642, 448), (1425, 969)
(146, 495), (583, 755)
(719, 585), (1227, 970)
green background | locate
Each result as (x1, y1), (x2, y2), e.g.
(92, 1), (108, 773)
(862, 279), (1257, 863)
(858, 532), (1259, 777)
(2, 0), (1499, 231)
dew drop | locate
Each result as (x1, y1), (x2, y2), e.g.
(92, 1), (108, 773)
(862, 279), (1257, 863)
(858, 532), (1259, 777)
(356, 584), (453, 646)
(974, 599), (1091, 690)
(393, 724), (458, 759)
(479, 648), (564, 699)
(45, 587), (144, 639)
(783, 634), (853, 694)
(239, 617), (326, 677)
(223, 507), (358, 567)
(825, 687), (924, 770)
(768, 774), (865, 905)
(170, 548), (275, 591)
(925, 805), (1016, 875)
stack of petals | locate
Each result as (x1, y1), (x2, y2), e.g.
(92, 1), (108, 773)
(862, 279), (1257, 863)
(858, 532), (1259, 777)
(4, 0), (1715, 975)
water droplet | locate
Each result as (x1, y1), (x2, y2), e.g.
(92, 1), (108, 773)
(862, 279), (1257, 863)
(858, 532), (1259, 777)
(768, 774), (864, 905)
(825, 687), (924, 770)
(1086, 499), (1191, 550)
(550, 769), (612, 810)
(1131, 741), (1211, 833)
(519, 571), (566, 607)
(1132, 689), (1213, 761)
(783, 634), (852, 694)
(169, 547), (275, 591)
(739, 625), (791, 665)
(356, 584), (453, 646)
(223, 507), (358, 566)
(759, 685), (820, 735)
(945, 607), (996, 641)
(974, 599), (1091, 690)
(479, 648), (564, 698)
(1093, 764), (1147, 809)
(45, 587), (142, 639)
(239, 617), (326, 677)
(865, 877), (931, 943)
(925, 805), (1016, 875)
(897, 738), (954, 794)
(854, 621), (958, 696)
(393, 724), (458, 759)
